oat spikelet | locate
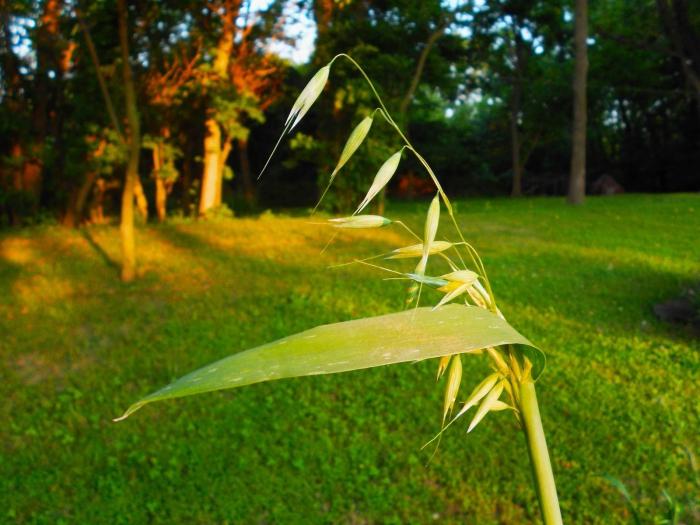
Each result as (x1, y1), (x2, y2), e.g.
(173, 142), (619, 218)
(436, 355), (452, 380)
(442, 354), (462, 424)
(355, 149), (403, 214)
(467, 380), (505, 433)
(452, 372), (500, 421)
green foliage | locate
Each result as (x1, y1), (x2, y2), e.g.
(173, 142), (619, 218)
(142, 135), (183, 182)
(86, 127), (128, 177)
(1, 195), (698, 523)
(603, 475), (685, 525)
(212, 91), (265, 141)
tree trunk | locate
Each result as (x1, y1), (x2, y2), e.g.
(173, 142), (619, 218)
(53, 40), (76, 192)
(509, 86), (523, 197)
(62, 170), (98, 227)
(199, 1), (238, 216)
(199, 117), (222, 214)
(216, 135), (233, 206)
(238, 137), (256, 206)
(22, 0), (62, 208)
(567, 0), (588, 205)
(374, 22), (448, 215)
(152, 139), (168, 222)
(510, 31), (525, 197)
(133, 174), (149, 221)
(155, 177), (167, 222)
(376, 190), (386, 216)
(656, 0), (700, 120)
(76, 7), (122, 137)
(398, 23), (447, 123)
(117, 0), (140, 282)
(181, 135), (194, 215)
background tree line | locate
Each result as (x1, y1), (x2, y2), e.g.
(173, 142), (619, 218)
(1, 0), (698, 230)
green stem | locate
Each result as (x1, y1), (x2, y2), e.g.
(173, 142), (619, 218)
(519, 379), (563, 525)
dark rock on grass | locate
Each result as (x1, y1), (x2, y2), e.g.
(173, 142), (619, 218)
(654, 286), (700, 335)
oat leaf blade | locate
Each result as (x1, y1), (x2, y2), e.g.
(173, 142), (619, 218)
(116, 304), (543, 420)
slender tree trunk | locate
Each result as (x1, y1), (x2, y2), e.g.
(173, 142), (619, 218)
(199, 1), (238, 216)
(568, 0), (588, 205)
(1, 5), (26, 224)
(117, 0), (140, 282)
(656, 0), (700, 120)
(398, 23), (447, 122)
(181, 135), (194, 215)
(53, 39), (75, 201)
(509, 88), (523, 197)
(133, 174), (149, 220)
(510, 30), (525, 197)
(152, 140), (166, 222)
(238, 137), (256, 206)
(373, 22), (448, 215)
(8, 142), (23, 225)
(61, 137), (104, 227)
(200, 117), (222, 214)
(76, 8), (122, 138)
(22, 0), (62, 209)
(63, 171), (98, 227)
(215, 135), (233, 206)
(155, 177), (167, 222)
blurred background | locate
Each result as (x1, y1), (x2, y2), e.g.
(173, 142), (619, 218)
(1, 0), (698, 224)
(1, 1), (699, 524)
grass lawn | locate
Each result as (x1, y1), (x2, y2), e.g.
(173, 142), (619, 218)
(1, 194), (699, 524)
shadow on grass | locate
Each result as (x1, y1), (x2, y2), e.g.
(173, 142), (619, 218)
(79, 227), (119, 272)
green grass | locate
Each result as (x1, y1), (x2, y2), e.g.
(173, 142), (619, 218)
(1, 194), (698, 524)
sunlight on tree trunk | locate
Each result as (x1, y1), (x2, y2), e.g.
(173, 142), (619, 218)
(216, 132), (232, 207)
(118, 0), (140, 282)
(134, 174), (149, 221)
(155, 177), (167, 222)
(152, 138), (166, 222)
(199, 117), (222, 214)
(568, 0), (588, 205)
(199, 1), (237, 216)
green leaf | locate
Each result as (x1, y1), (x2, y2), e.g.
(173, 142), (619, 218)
(602, 475), (642, 525)
(116, 304), (544, 420)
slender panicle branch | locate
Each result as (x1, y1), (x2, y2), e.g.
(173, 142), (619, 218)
(333, 53), (499, 313)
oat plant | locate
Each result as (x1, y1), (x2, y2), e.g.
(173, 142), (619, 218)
(117, 55), (563, 524)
